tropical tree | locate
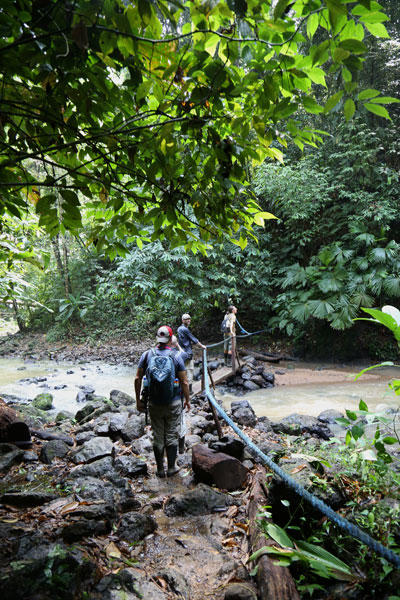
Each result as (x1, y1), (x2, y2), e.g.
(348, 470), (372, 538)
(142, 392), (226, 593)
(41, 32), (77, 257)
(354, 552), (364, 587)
(0, 0), (396, 265)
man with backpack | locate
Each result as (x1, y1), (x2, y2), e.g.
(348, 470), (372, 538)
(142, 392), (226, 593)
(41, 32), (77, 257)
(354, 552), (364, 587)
(177, 313), (206, 393)
(134, 325), (190, 478)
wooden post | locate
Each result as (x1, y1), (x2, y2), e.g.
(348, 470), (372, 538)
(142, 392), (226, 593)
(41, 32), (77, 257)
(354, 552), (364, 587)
(248, 468), (300, 599)
(207, 367), (223, 439)
(231, 334), (236, 373)
(201, 349), (206, 392)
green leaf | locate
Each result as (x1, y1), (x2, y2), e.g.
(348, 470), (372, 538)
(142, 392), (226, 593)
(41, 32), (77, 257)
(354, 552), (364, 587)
(353, 362), (394, 381)
(266, 523), (294, 549)
(365, 22), (389, 38)
(357, 88), (380, 100)
(338, 39), (367, 54)
(306, 13), (319, 40)
(324, 91), (343, 113)
(345, 410), (357, 422)
(364, 103), (391, 120)
(344, 98), (355, 121)
(382, 437), (398, 445)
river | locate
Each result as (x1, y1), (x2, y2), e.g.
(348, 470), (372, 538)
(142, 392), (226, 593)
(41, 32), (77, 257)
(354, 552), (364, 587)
(1, 357), (399, 420)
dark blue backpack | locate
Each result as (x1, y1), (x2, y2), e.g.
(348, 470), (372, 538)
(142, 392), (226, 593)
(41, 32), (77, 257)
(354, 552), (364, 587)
(145, 349), (176, 405)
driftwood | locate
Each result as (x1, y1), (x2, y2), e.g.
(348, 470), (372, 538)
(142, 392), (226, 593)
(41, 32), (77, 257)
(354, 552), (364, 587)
(248, 468), (300, 600)
(192, 444), (248, 491)
(239, 349), (282, 363)
(0, 398), (31, 445)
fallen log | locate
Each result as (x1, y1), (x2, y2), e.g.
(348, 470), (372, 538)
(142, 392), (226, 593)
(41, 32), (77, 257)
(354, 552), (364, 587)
(248, 468), (300, 600)
(0, 398), (31, 446)
(192, 443), (248, 491)
(239, 350), (282, 363)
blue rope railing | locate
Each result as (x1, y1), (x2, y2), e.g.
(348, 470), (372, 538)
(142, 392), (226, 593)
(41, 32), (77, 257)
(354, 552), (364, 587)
(201, 348), (400, 569)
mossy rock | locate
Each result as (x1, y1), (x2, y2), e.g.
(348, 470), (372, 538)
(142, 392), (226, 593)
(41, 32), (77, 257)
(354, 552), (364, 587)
(16, 404), (50, 425)
(32, 393), (54, 411)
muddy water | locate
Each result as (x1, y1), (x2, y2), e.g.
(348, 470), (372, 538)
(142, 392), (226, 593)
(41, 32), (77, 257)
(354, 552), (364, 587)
(0, 358), (134, 415)
(0, 357), (399, 419)
(217, 361), (400, 419)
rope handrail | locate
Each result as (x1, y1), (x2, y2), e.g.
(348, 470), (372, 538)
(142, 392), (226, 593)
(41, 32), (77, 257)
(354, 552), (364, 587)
(201, 348), (400, 569)
(206, 327), (269, 349)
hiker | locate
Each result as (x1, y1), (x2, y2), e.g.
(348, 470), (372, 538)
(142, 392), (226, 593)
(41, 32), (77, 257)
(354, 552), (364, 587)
(134, 325), (190, 478)
(177, 313), (206, 393)
(170, 335), (188, 454)
(223, 305), (237, 366)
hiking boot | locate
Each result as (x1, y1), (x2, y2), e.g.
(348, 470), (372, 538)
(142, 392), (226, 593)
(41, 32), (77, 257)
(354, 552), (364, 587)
(153, 446), (166, 478)
(178, 436), (185, 454)
(166, 445), (180, 477)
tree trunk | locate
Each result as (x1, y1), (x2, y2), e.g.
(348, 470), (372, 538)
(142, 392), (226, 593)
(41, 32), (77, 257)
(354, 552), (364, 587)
(62, 234), (72, 297)
(239, 349), (282, 363)
(12, 299), (26, 332)
(248, 468), (300, 600)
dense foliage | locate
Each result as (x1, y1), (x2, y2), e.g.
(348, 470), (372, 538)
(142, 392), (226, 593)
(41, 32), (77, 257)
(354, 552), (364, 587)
(0, 0), (395, 258)
(1, 1), (400, 359)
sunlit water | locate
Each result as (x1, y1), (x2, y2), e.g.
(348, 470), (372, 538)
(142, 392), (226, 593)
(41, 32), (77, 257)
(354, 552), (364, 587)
(217, 362), (400, 419)
(0, 357), (399, 420)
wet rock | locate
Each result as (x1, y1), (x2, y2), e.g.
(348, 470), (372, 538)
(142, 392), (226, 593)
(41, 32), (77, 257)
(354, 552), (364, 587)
(76, 390), (88, 403)
(32, 428), (74, 446)
(72, 436), (114, 464)
(242, 380), (260, 391)
(318, 409), (344, 423)
(93, 567), (169, 600)
(0, 542), (98, 600)
(250, 374), (264, 387)
(110, 389), (136, 406)
(114, 455), (148, 478)
(118, 511), (157, 542)
(22, 450), (39, 462)
(78, 384), (95, 394)
(231, 400), (257, 428)
(75, 431), (96, 445)
(165, 483), (238, 516)
(62, 518), (111, 542)
(32, 392), (53, 411)
(224, 582), (258, 600)
(253, 440), (285, 464)
(156, 568), (190, 599)
(185, 434), (202, 449)
(0, 444), (25, 472)
(254, 415), (273, 433)
(209, 435), (245, 459)
(74, 399), (113, 423)
(55, 410), (74, 422)
(273, 413), (332, 440)
(262, 371), (275, 384)
(39, 439), (70, 464)
(69, 456), (115, 479)
(66, 476), (140, 509)
(121, 414), (146, 441)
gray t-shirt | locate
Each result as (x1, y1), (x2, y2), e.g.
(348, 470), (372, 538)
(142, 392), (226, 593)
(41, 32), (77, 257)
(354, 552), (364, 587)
(138, 346), (186, 402)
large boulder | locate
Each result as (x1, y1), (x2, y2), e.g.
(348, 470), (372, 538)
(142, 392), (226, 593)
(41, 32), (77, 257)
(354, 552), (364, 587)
(165, 483), (239, 517)
(72, 436), (114, 464)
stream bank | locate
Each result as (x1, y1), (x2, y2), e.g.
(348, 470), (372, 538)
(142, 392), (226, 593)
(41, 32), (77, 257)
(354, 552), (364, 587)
(1, 370), (400, 599)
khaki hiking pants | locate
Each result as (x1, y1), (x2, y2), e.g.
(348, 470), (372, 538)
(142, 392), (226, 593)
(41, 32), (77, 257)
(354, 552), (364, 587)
(149, 398), (182, 450)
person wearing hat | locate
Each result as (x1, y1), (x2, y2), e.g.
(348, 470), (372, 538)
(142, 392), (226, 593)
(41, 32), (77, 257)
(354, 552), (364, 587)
(177, 314), (206, 393)
(134, 325), (190, 477)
